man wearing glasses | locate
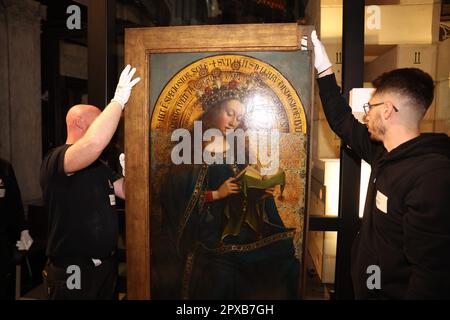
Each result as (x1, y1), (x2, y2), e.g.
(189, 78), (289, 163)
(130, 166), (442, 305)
(310, 31), (450, 299)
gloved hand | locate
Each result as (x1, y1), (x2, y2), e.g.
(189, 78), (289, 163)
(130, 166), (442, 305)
(16, 229), (33, 251)
(310, 30), (332, 74)
(112, 65), (141, 110)
(119, 153), (125, 176)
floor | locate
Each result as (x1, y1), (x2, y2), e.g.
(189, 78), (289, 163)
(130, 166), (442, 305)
(304, 252), (334, 300)
(16, 251), (334, 300)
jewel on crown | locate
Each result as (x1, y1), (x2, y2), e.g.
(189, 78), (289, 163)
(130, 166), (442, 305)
(191, 67), (263, 111)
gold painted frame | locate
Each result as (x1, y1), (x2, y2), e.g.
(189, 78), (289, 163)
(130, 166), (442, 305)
(124, 24), (314, 299)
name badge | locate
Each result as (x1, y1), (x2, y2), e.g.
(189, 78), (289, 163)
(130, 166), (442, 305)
(376, 190), (388, 214)
(0, 188), (5, 198)
(109, 194), (116, 206)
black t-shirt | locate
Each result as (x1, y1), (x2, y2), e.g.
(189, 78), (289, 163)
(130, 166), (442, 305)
(40, 145), (121, 258)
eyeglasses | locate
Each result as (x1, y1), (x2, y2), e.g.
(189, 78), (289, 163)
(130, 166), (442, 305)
(362, 102), (399, 115)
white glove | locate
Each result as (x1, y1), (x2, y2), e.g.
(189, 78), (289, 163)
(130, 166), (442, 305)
(16, 229), (33, 251)
(112, 65), (141, 109)
(119, 153), (125, 176)
(310, 30), (332, 74)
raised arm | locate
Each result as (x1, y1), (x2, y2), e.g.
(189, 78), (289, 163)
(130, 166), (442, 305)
(311, 31), (378, 164)
(64, 65), (140, 174)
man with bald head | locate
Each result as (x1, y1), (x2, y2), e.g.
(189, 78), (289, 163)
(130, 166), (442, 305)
(311, 32), (450, 299)
(40, 65), (140, 299)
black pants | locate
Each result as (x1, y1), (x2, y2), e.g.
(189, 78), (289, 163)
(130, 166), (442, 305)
(0, 240), (15, 300)
(43, 255), (117, 300)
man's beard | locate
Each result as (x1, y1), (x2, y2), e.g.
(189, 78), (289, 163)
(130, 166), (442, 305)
(369, 113), (385, 141)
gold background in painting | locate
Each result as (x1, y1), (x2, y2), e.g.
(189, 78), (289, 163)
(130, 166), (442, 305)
(151, 54), (307, 134)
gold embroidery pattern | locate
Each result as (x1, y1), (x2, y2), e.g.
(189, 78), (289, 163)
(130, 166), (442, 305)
(197, 191), (206, 214)
(176, 165), (208, 249)
(202, 230), (295, 254)
(181, 252), (195, 300)
(230, 163), (240, 175)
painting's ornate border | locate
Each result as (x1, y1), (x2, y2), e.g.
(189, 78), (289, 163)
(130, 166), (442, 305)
(124, 23), (314, 299)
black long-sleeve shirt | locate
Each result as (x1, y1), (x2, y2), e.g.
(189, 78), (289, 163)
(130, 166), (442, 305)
(317, 74), (450, 299)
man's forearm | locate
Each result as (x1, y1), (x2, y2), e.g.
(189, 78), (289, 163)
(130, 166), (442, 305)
(114, 177), (125, 199)
(81, 101), (123, 152)
(317, 73), (376, 163)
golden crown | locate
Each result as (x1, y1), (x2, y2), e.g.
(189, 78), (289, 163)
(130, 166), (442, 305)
(190, 68), (264, 111)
